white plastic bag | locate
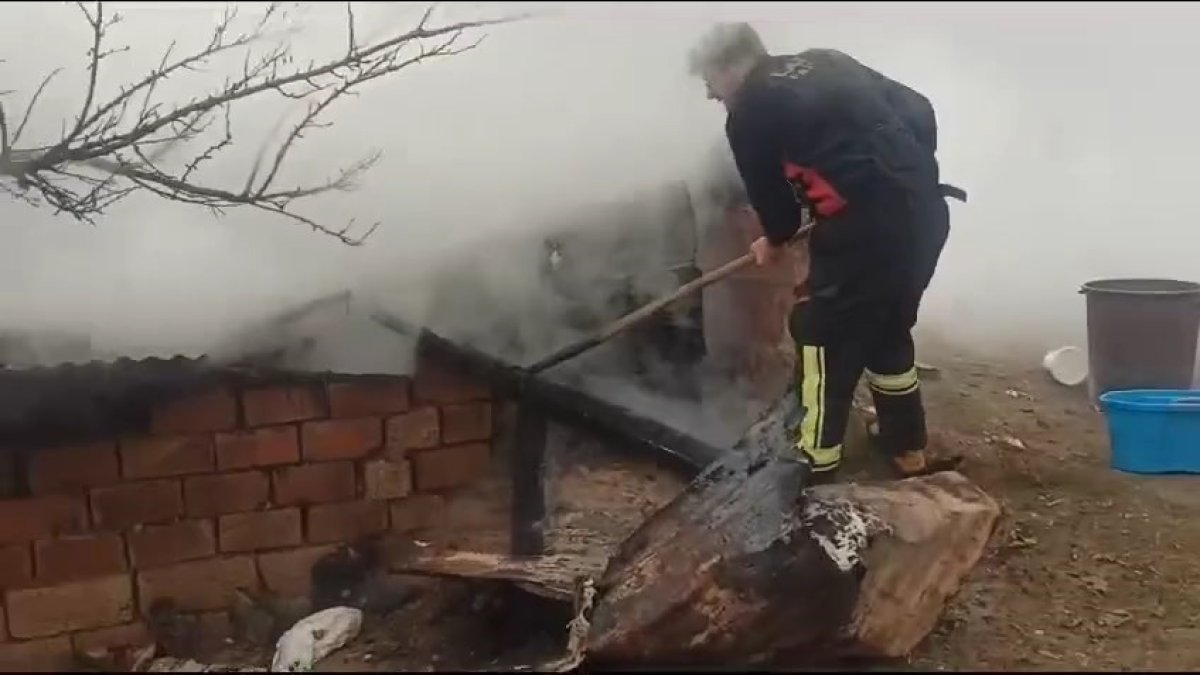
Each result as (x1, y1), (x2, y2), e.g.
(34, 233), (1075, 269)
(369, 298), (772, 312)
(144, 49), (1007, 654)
(270, 607), (364, 672)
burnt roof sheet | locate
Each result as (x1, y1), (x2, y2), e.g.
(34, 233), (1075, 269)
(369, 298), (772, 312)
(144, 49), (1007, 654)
(0, 291), (370, 447)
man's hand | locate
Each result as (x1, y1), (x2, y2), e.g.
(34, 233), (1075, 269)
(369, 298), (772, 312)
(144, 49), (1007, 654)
(750, 236), (783, 266)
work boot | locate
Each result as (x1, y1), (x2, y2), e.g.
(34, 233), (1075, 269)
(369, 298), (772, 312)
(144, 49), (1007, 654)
(779, 451), (841, 486)
(866, 421), (962, 479)
(808, 466), (841, 486)
(891, 448), (962, 478)
(800, 447), (842, 486)
(774, 454), (838, 491)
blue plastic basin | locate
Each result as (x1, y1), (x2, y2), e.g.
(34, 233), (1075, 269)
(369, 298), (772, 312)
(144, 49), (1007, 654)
(1100, 389), (1200, 474)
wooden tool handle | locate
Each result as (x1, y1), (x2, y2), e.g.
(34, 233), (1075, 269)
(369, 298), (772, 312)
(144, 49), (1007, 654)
(526, 221), (815, 375)
(597, 220), (814, 342)
(597, 252), (754, 341)
(525, 254), (755, 374)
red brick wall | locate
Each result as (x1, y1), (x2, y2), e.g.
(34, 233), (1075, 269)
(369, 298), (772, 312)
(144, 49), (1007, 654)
(0, 357), (500, 670)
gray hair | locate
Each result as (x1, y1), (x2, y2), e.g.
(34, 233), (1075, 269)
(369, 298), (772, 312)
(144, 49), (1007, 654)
(687, 22), (768, 76)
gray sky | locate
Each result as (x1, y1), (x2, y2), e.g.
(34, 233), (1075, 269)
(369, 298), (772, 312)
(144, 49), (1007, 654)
(1, 1), (1197, 361)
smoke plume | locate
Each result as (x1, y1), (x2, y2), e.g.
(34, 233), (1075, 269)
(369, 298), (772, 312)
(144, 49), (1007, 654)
(4, 2), (1200, 441)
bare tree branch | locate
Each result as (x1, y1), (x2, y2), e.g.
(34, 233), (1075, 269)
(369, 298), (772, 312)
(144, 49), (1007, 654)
(11, 68), (62, 147)
(345, 2), (357, 57)
(67, 1), (106, 143)
(0, 103), (8, 161)
(0, 1), (523, 245)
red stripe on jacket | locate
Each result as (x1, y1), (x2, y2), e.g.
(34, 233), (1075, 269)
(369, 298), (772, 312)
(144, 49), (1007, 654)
(784, 162), (848, 218)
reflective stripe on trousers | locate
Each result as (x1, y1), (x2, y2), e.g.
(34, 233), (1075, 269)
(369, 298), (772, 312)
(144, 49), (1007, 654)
(795, 345), (842, 472)
(865, 367), (919, 396)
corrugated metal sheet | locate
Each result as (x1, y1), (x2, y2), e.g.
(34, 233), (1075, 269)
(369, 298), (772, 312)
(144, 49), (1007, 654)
(0, 291), (360, 448)
(0, 355), (231, 448)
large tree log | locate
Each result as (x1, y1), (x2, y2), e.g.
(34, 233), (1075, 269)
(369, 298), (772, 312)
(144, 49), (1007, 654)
(583, 390), (997, 666)
(585, 464), (1000, 667)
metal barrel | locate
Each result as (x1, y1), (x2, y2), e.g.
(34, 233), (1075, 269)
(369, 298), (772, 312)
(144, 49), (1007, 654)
(1081, 278), (1200, 401)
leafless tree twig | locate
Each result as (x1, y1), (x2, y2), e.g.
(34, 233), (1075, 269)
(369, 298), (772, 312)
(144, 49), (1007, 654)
(0, 2), (520, 245)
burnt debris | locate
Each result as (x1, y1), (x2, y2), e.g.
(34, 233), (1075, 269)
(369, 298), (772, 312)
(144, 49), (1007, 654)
(371, 312), (726, 476)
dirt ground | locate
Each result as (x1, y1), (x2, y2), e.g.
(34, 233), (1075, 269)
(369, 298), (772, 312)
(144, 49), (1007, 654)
(901, 339), (1200, 672)
(182, 339), (1199, 673)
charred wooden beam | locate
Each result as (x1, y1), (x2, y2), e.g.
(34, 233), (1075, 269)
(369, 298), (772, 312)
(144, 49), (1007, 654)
(511, 394), (548, 555)
(370, 311), (726, 476)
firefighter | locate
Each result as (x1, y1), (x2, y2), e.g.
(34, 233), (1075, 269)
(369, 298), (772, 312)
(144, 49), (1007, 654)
(688, 23), (960, 481)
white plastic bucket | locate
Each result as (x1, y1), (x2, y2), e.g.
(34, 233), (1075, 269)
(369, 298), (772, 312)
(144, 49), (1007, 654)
(1043, 346), (1089, 387)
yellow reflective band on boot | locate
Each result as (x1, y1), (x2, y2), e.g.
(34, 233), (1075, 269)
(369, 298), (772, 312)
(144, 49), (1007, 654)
(797, 346), (826, 453)
(801, 443), (842, 472)
(866, 367), (919, 396)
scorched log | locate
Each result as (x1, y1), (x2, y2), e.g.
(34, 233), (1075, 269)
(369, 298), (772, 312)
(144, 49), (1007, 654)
(584, 393), (1001, 667)
(585, 436), (1001, 667)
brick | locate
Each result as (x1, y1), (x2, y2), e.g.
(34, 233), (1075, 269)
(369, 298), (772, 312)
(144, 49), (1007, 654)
(136, 556), (258, 613)
(215, 426), (299, 471)
(120, 435), (214, 479)
(127, 520), (215, 569)
(0, 636), (73, 671)
(90, 480), (181, 530)
(306, 501), (388, 544)
(412, 360), (490, 405)
(0, 496), (88, 545)
(184, 471), (268, 517)
(364, 460), (412, 500)
(151, 388), (237, 434)
(257, 545), (337, 597)
(34, 534), (126, 584)
(301, 418), (382, 462)
(385, 407), (440, 459)
(6, 575), (133, 638)
(243, 386), (325, 427)
(28, 442), (118, 494)
(441, 402), (493, 444)
(272, 462), (355, 507)
(71, 621), (150, 653)
(328, 380), (410, 418)
(219, 509), (302, 553)
(0, 544), (32, 589)
(389, 494), (445, 532)
(411, 443), (492, 492)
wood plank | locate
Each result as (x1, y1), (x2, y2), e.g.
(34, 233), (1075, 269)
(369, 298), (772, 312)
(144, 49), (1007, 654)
(388, 550), (606, 603)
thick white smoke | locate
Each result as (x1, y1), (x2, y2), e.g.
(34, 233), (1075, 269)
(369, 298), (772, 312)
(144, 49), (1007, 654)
(3, 2), (1200, 440)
